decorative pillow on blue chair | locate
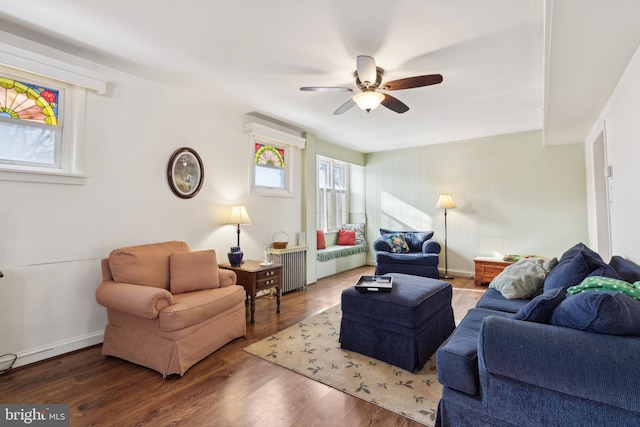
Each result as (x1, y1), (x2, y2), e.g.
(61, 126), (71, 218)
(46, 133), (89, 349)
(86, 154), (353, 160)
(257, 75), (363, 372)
(384, 233), (410, 253)
(550, 291), (640, 336)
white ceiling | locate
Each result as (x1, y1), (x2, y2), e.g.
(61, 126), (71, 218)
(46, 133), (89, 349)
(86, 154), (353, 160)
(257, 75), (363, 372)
(0, 0), (639, 152)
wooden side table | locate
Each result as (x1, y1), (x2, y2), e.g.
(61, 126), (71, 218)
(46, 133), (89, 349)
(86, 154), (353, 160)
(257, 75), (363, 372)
(473, 257), (513, 285)
(219, 260), (282, 323)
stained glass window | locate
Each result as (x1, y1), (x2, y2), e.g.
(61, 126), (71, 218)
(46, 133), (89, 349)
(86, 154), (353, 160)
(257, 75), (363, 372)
(0, 77), (59, 125)
(254, 143), (286, 189)
(0, 75), (62, 168)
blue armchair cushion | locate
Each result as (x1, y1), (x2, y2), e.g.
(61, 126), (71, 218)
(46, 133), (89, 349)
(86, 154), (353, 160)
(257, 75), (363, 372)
(376, 251), (439, 267)
(513, 287), (566, 323)
(551, 291), (640, 336)
(379, 229), (435, 253)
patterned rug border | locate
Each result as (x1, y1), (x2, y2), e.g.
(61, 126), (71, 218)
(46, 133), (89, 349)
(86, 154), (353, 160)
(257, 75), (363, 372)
(243, 304), (440, 426)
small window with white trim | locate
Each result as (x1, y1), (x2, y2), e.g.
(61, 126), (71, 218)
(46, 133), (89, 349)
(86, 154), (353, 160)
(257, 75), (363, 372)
(0, 45), (105, 184)
(0, 72), (64, 170)
(244, 122), (305, 197)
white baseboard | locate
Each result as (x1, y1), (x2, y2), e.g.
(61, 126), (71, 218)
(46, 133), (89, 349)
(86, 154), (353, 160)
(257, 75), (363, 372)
(10, 331), (104, 369)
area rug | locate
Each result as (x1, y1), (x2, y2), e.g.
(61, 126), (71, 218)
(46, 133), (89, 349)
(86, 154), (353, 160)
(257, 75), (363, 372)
(243, 305), (441, 426)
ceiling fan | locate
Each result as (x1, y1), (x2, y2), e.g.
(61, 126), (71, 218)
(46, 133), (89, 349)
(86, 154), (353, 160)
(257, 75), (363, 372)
(300, 55), (443, 115)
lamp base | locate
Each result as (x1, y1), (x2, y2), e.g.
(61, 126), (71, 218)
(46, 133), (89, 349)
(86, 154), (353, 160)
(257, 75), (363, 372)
(440, 275), (454, 280)
(228, 246), (244, 266)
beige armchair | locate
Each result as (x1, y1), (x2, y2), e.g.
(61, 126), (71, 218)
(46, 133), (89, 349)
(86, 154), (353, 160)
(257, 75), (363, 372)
(96, 241), (246, 377)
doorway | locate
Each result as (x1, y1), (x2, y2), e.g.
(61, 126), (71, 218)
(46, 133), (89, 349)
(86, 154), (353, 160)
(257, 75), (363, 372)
(592, 129), (612, 260)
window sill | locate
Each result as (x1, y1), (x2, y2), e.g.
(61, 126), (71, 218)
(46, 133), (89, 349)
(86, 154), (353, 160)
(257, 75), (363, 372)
(0, 169), (87, 185)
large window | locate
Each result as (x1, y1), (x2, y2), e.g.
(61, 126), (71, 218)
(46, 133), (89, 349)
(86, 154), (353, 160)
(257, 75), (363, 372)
(317, 156), (349, 232)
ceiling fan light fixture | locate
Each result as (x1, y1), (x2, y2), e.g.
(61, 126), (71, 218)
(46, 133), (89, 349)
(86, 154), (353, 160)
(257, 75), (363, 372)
(353, 91), (385, 112)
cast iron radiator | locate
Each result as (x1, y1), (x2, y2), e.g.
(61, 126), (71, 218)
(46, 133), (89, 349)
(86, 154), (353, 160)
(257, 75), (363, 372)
(267, 246), (307, 293)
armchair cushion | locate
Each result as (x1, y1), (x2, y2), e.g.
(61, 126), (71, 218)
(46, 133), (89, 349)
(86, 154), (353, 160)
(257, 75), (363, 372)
(170, 250), (221, 293)
(380, 229), (434, 252)
(109, 241), (190, 289)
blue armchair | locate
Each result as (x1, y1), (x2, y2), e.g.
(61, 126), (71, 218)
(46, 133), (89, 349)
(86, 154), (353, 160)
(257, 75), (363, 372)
(373, 229), (441, 279)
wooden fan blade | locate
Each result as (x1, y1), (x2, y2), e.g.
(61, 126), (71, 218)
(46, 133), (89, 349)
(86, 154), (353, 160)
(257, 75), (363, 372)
(381, 94), (409, 114)
(356, 55), (377, 86)
(382, 74), (443, 91)
(300, 87), (353, 92)
(333, 99), (356, 115)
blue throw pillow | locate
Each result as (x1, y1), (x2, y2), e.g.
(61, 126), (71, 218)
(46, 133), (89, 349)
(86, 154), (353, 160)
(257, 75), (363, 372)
(543, 251), (593, 291)
(609, 256), (640, 283)
(513, 287), (566, 323)
(550, 292), (640, 336)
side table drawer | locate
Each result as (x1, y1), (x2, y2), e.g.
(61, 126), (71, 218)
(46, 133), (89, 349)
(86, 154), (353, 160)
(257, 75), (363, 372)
(256, 268), (281, 290)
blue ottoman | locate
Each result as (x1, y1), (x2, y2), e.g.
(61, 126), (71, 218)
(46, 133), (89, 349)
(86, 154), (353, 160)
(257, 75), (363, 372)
(340, 273), (455, 371)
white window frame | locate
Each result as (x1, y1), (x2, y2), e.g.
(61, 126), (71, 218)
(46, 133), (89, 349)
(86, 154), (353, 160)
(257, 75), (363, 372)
(317, 155), (349, 232)
(245, 122), (305, 198)
(0, 38), (106, 185)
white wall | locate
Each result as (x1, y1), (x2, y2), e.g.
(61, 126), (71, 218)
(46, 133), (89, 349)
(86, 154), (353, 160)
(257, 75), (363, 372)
(0, 56), (303, 367)
(585, 44), (640, 263)
(365, 130), (588, 276)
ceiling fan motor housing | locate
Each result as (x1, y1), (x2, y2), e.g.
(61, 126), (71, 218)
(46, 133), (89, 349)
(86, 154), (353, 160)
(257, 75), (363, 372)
(354, 67), (384, 90)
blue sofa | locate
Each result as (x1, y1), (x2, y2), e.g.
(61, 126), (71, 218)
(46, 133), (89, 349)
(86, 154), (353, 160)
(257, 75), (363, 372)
(373, 229), (441, 279)
(436, 243), (640, 426)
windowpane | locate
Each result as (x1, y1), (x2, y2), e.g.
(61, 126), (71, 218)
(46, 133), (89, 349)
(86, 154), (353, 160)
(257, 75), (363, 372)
(254, 142), (287, 190)
(334, 164), (345, 190)
(0, 119), (57, 166)
(255, 164), (285, 188)
(318, 161), (329, 189)
(317, 156), (349, 232)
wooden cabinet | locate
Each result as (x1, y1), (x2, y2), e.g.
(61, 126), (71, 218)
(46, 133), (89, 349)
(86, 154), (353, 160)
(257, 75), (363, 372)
(473, 257), (513, 285)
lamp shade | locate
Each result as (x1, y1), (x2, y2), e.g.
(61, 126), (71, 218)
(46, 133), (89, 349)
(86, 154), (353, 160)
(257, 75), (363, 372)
(227, 205), (252, 225)
(435, 194), (457, 210)
(353, 91), (385, 112)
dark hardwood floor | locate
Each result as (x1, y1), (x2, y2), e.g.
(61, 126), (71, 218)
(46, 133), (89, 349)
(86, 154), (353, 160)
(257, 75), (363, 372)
(0, 266), (485, 427)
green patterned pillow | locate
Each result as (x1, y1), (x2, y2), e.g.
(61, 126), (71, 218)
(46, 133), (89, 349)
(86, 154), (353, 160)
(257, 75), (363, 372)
(568, 276), (640, 301)
(384, 233), (410, 253)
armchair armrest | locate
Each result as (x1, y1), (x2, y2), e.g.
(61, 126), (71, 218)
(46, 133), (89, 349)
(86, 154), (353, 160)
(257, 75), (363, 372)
(96, 281), (173, 319)
(478, 315), (640, 413)
(219, 269), (237, 287)
(422, 239), (441, 254)
(373, 237), (390, 252)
